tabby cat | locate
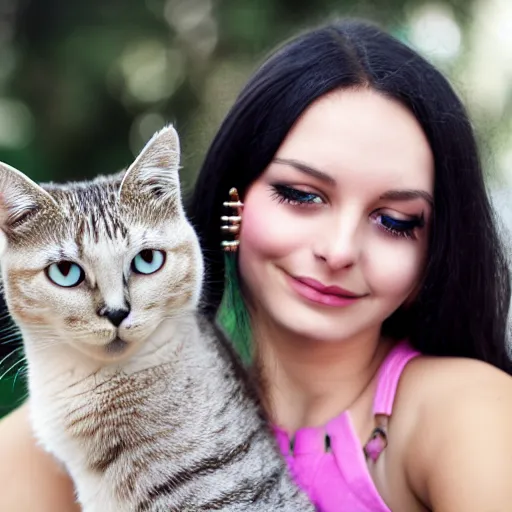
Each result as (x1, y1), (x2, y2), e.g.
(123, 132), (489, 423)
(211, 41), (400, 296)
(0, 126), (314, 512)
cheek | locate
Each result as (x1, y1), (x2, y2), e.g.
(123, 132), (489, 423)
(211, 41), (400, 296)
(129, 254), (199, 317)
(239, 187), (305, 266)
(48, 290), (94, 330)
(366, 239), (426, 299)
(129, 279), (167, 318)
(6, 273), (89, 326)
(239, 208), (276, 262)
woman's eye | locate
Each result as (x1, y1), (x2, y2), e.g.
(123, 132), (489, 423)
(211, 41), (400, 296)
(45, 262), (85, 288)
(374, 214), (424, 239)
(131, 249), (166, 275)
(271, 184), (324, 206)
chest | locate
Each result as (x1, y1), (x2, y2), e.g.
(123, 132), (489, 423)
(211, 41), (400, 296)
(277, 398), (428, 511)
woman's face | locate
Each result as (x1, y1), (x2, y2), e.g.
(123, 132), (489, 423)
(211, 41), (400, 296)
(238, 88), (434, 343)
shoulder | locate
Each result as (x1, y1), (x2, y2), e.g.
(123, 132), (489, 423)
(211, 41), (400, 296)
(399, 353), (512, 406)
(397, 355), (512, 511)
(0, 403), (80, 511)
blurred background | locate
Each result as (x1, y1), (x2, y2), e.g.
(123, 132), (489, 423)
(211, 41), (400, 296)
(1, 0), (512, 418)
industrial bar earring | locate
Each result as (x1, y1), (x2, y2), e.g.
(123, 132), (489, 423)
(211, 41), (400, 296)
(221, 188), (243, 252)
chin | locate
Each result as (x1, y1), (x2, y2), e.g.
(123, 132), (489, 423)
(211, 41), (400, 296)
(69, 337), (143, 363)
(264, 289), (387, 344)
(265, 306), (346, 343)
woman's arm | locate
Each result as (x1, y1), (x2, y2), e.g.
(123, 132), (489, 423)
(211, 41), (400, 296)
(406, 358), (512, 511)
(0, 403), (80, 512)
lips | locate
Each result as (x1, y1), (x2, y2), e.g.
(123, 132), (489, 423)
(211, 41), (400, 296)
(285, 274), (364, 307)
(293, 277), (362, 298)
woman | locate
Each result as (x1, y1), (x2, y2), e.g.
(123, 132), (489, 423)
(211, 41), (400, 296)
(1, 19), (512, 511)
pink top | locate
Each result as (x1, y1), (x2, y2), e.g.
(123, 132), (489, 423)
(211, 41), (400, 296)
(273, 341), (420, 511)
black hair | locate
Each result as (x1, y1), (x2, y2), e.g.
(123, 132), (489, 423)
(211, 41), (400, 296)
(187, 19), (512, 373)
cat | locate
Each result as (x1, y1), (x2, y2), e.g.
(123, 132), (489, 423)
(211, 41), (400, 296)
(0, 126), (314, 512)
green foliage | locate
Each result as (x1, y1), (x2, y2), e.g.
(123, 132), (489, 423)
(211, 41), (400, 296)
(0, 0), (478, 185)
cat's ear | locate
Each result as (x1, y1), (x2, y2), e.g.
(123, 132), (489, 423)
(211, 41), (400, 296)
(0, 162), (63, 245)
(119, 125), (183, 219)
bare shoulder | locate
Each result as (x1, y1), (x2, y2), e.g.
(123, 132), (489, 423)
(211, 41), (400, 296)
(0, 403), (80, 512)
(399, 354), (512, 407)
(397, 356), (512, 511)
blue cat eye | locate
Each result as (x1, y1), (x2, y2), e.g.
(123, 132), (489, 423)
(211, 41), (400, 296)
(46, 262), (85, 288)
(132, 249), (166, 275)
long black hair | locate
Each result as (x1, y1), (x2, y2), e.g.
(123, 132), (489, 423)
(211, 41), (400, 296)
(187, 19), (512, 373)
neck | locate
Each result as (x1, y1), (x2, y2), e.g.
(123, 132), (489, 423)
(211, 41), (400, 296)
(254, 318), (392, 434)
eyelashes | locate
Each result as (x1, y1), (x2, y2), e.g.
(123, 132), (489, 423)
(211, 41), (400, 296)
(270, 184), (425, 240)
(373, 214), (424, 239)
(270, 184), (323, 205)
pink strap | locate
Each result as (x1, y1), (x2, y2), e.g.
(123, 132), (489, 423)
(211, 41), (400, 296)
(373, 341), (420, 416)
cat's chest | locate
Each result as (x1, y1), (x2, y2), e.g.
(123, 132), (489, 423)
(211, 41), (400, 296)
(30, 357), (208, 458)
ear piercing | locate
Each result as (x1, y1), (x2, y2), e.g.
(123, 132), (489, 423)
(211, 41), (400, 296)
(221, 188), (243, 252)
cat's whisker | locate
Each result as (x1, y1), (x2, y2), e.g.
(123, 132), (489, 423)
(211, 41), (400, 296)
(0, 326), (21, 335)
(0, 319), (20, 330)
(0, 329), (19, 339)
(12, 365), (28, 390)
(0, 356), (26, 382)
(0, 343), (22, 352)
(0, 317), (16, 328)
(0, 349), (22, 370)
(0, 333), (23, 345)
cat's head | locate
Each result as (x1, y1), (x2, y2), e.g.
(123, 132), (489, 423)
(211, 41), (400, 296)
(0, 125), (204, 362)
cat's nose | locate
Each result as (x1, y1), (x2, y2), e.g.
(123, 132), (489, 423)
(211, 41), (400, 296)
(99, 307), (130, 327)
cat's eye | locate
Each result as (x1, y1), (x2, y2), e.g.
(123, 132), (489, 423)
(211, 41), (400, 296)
(132, 249), (166, 275)
(45, 262), (85, 288)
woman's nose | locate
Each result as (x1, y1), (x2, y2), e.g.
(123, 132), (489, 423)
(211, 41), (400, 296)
(313, 211), (360, 271)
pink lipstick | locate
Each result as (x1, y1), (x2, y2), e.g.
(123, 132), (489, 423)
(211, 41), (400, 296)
(287, 275), (364, 307)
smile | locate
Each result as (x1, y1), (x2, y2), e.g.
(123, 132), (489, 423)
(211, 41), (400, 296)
(286, 274), (365, 307)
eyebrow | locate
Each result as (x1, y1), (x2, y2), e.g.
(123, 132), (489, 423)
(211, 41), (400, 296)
(272, 158), (336, 185)
(379, 189), (433, 206)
